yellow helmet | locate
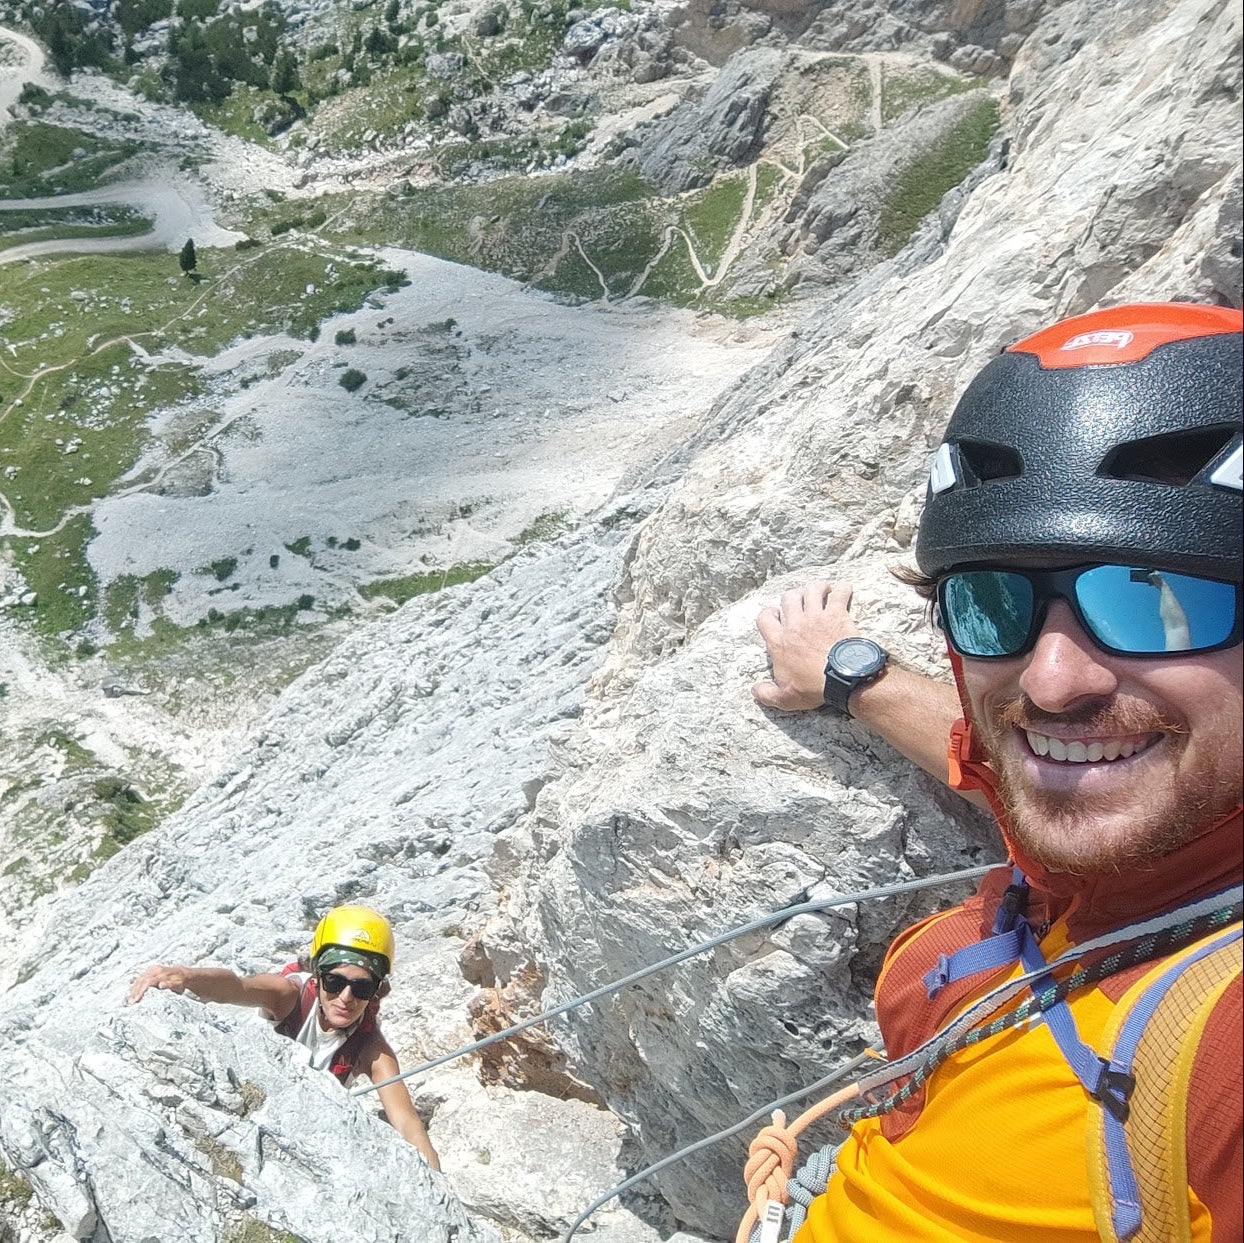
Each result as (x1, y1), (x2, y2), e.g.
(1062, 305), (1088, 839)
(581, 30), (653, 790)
(309, 905), (395, 978)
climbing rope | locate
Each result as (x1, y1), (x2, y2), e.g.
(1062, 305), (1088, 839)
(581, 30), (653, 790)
(562, 1050), (875, 1243)
(734, 1079), (864, 1243)
(840, 892), (1242, 1125)
(354, 863), (993, 1098)
(847, 884), (1242, 1112)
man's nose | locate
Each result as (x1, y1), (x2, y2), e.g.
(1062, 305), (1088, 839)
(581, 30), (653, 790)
(1017, 601), (1119, 713)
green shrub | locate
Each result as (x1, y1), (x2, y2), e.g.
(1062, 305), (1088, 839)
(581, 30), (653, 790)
(359, 561), (493, 606)
(18, 83), (52, 107)
(0, 1160), (34, 1207)
(339, 368), (367, 392)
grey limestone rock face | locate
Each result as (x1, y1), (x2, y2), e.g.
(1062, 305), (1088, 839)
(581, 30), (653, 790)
(1201, 173), (1243, 307)
(1, 993), (493, 1243)
(772, 88), (1000, 286)
(616, 47), (785, 193)
(486, 565), (1001, 1238)
(0, 528), (641, 1242)
(621, 0), (1243, 663)
(674, 0), (1052, 63)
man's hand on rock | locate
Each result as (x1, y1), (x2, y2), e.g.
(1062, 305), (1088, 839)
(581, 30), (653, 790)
(753, 580), (859, 712)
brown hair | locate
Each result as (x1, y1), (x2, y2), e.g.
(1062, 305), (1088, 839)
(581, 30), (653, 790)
(891, 563), (940, 631)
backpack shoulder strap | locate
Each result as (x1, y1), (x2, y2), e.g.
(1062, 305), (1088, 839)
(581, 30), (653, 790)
(273, 964), (314, 1039)
(1086, 922), (1242, 1243)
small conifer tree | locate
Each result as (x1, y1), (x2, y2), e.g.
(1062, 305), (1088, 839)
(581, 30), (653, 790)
(179, 238), (197, 275)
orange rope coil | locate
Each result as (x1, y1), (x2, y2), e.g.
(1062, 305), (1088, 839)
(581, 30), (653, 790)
(734, 1080), (864, 1243)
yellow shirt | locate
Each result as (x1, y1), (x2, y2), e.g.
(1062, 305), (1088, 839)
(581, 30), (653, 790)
(794, 920), (1213, 1242)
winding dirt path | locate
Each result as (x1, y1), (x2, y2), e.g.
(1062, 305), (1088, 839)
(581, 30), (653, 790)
(0, 27), (50, 122)
(0, 175), (246, 263)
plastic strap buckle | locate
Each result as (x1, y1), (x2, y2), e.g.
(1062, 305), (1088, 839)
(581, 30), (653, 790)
(1090, 1059), (1136, 1124)
(993, 878), (1030, 935)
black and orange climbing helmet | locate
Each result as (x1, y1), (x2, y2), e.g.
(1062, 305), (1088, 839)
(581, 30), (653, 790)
(915, 302), (1243, 585)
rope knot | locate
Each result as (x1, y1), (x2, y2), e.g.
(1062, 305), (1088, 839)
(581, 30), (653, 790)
(734, 1082), (864, 1243)
(743, 1109), (798, 1206)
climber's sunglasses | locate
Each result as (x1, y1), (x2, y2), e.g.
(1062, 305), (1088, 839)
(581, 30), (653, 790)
(936, 564), (1242, 659)
(317, 970), (381, 1001)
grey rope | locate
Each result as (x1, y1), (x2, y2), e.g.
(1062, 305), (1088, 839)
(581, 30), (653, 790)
(743, 1143), (841, 1243)
(851, 883), (1243, 1100)
(354, 863), (992, 1098)
(784, 1143), (841, 1238)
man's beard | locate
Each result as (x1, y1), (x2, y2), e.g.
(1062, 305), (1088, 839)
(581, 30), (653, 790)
(978, 693), (1211, 875)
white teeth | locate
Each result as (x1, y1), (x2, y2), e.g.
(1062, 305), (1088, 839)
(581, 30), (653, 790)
(1025, 730), (1150, 763)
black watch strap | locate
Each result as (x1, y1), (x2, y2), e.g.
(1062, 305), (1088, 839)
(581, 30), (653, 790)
(822, 638), (888, 717)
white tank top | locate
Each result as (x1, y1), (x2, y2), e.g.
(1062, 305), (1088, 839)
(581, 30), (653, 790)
(286, 973), (359, 1074)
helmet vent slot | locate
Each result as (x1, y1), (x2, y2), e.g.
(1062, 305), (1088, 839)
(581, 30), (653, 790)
(1098, 425), (1237, 487)
(956, 439), (1023, 486)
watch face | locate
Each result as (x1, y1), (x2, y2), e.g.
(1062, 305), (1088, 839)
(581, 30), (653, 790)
(830, 637), (886, 678)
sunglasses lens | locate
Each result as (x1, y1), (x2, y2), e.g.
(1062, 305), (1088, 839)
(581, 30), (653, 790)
(1075, 567), (1239, 654)
(940, 571), (1034, 657)
(319, 971), (378, 1000)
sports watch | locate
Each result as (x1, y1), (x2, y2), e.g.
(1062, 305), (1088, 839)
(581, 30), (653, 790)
(822, 637), (888, 716)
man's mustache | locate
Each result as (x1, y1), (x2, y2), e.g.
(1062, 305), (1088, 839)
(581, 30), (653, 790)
(992, 695), (1186, 737)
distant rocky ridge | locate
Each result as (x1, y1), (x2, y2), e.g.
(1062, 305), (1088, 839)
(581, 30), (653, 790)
(2, 0), (1242, 1242)
(4, 0), (1036, 303)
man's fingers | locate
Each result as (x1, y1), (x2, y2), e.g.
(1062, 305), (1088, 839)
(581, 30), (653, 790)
(779, 586), (807, 621)
(826, 581), (854, 612)
(129, 965), (173, 1004)
(752, 679), (791, 709)
(801, 580), (834, 612)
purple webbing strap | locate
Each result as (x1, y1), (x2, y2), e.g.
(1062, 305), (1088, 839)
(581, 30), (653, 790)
(1015, 927), (1119, 1106)
(923, 928), (1024, 998)
(923, 868), (1030, 999)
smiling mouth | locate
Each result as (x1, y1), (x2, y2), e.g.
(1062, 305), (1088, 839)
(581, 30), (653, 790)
(1024, 730), (1160, 763)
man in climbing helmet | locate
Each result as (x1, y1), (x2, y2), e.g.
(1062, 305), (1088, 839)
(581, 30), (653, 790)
(129, 904), (440, 1170)
(751, 302), (1241, 1242)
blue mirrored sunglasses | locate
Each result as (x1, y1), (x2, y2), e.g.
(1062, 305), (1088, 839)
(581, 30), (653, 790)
(937, 565), (1243, 659)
